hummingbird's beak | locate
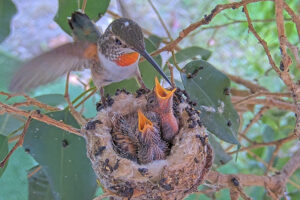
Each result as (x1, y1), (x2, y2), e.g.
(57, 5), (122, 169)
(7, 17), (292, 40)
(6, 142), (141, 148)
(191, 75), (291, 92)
(139, 50), (172, 86)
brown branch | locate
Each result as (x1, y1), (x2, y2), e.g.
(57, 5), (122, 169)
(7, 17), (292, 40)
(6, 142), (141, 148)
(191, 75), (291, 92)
(207, 146), (300, 199)
(286, 41), (300, 70)
(244, 3), (300, 137)
(0, 102), (81, 136)
(243, 5), (281, 75)
(275, 0), (291, 71)
(8, 134), (20, 143)
(226, 74), (267, 93)
(240, 106), (269, 140)
(283, 2), (300, 41)
(0, 115), (32, 168)
(27, 166), (41, 178)
(81, 0), (87, 12)
(265, 144), (281, 175)
(232, 96), (296, 111)
(145, 0), (271, 60)
(226, 107), (268, 153)
(246, 150), (300, 190)
(233, 91), (295, 106)
(0, 92), (60, 112)
(229, 133), (297, 154)
(166, 62), (175, 87)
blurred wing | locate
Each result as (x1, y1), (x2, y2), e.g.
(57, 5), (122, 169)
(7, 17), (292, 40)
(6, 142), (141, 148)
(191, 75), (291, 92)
(9, 42), (99, 92)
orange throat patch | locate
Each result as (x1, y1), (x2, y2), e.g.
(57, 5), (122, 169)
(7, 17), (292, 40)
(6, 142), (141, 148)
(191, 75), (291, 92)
(116, 52), (140, 67)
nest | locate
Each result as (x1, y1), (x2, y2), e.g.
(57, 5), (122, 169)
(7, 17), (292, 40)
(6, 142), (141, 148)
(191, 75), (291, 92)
(82, 89), (213, 200)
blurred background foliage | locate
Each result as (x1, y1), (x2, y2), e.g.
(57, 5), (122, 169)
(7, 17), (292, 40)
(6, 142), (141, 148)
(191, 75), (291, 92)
(0, 0), (299, 199)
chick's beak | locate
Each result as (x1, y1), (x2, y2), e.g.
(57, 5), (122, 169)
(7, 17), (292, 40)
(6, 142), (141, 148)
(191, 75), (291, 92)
(154, 77), (176, 101)
(138, 50), (172, 86)
(138, 110), (153, 134)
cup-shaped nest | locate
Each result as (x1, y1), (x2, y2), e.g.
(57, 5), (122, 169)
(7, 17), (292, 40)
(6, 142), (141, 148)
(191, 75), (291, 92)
(82, 88), (213, 200)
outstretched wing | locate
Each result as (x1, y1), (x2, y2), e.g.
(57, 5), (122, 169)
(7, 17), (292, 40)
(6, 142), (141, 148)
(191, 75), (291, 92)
(9, 41), (99, 92)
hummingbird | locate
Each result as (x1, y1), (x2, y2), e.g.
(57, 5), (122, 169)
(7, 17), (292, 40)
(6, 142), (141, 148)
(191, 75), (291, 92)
(9, 11), (171, 104)
(111, 113), (138, 161)
(137, 110), (167, 164)
(146, 77), (179, 143)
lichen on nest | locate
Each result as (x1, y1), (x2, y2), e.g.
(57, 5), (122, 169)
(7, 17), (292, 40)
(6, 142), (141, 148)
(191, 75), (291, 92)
(82, 83), (213, 200)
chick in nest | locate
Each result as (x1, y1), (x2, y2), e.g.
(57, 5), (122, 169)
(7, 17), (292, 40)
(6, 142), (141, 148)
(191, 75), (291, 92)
(146, 77), (179, 143)
(137, 110), (167, 164)
(111, 113), (138, 161)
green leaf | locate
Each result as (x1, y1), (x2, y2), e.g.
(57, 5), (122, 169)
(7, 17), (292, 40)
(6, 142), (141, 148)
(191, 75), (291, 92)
(28, 166), (55, 200)
(35, 94), (66, 107)
(181, 60), (239, 144)
(54, 0), (110, 34)
(0, 114), (23, 136)
(148, 35), (163, 49)
(23, 110), (97, 200)
(104, 38), (162, 95)
(0, 135), (8, 177)
(0, 146), (37, 199)
(0, 50), (21, 94)
(0, 0), (17, 42)
(209, 134), (232, 166)
(167, 46), (212, 67)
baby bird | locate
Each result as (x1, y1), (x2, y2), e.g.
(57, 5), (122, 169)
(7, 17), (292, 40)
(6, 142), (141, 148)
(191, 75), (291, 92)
(111, 114), (138, 161)
(137, 110), (167, 164)
(147, 77), (179, 143)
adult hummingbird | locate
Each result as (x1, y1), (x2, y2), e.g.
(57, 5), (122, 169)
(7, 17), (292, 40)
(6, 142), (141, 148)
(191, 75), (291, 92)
(9, 11), (171, 103)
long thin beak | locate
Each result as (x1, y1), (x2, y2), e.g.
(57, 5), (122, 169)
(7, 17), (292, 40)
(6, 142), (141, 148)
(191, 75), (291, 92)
(139, 50), (172, 86)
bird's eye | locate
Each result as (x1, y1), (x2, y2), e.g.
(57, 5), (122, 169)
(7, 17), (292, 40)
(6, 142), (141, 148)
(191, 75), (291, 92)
(148, 96), (155, 104)
(115, 38), (122, 45)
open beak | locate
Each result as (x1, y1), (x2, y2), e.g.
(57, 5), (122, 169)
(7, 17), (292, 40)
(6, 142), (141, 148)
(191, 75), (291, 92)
(138, 50), (172, 86)
(155, 77), (176, 100)
(138, 110), (153, 134)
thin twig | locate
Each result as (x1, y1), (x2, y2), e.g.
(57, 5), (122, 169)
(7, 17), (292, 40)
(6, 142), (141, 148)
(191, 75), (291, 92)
(232, 96), (296, 112)
(27, 166), (42, 178)
(0, 102), (81, 136)
(171, 50), (184, 72)
(233, 91), (294, 106)
(225, 74), (267, 93)
(74, 88), (97, 109)
(166, 61), (175, 87)
(244, 3), (300, 137)
(144, 0), (271, 60)
(283, 2), (300, 41)
(0, 114), (32, 168)
(245, 150), (300, 190)
(229, 133), (297, 154)
(64, 72), (87, 126)
(147, 0), (173, 41)
(81, 0), (88, 12)
(286, 41), (300, 69)
(265, 144), (281, 175)
(0, 92), (60, 111)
